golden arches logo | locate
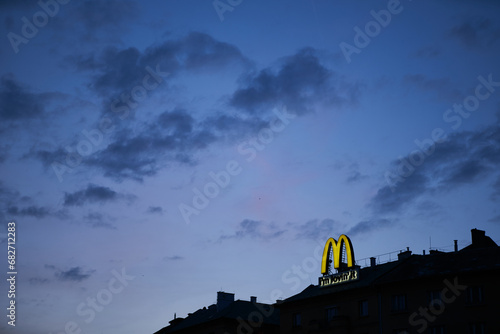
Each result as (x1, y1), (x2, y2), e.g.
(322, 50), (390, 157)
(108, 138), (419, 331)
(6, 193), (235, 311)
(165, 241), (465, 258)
(321, 234), (355, 275)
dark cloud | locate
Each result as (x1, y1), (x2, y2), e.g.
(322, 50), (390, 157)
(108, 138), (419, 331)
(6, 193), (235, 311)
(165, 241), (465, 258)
(69, 31), (249, 99)
(373, 120), (500, 214)
(230, 48), (361, 115)
(6, 205), (51, 218)
(372, 172), (429, 214)
(219, 219), (286, 242)
(346, 219), (394, 236)
(346, 163), (368, 183)
(449, 17), (500, 49)
(0, 75), (44, 121)
(56, 266), (94, 282)
(84, 108), (218, 181)
(64, 184), (120, 206)
(293, 218), (339, 240)
(147, 206), (163, 214)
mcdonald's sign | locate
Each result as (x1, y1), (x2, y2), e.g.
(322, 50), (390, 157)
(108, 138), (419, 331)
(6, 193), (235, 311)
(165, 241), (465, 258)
(319, 234), (359, 287)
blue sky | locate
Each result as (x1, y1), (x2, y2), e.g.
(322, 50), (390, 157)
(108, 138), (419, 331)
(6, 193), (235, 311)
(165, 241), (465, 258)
(1, 0), (500, 333)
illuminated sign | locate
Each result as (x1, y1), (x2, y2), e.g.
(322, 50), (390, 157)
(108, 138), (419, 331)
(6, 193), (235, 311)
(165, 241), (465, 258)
(319, 268), (358, 287)
(319, 234), (358, 287)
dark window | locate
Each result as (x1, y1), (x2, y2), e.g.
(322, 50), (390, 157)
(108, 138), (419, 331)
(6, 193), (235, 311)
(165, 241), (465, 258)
(466, 286), (484, 304)
(326, 306), (338, 321)
(469, 322), (485, 334)
(392, 329), (409, 334)
(359, 300), (368, 317)
(391, 294), (407, 312)
(428, 325), (445, 334)
(292, 313), (301, 327)
(428, 290), (442, 303)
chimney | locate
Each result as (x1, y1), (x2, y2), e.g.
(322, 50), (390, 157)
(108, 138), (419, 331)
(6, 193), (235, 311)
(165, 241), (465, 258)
(471, 228), (485, 245)
(217, 292), (234, 312)
(398, 248), (412, 261)
(370, 257), (376, 267)
(454, 240), (458, 252)
(250, 296), (257, 303)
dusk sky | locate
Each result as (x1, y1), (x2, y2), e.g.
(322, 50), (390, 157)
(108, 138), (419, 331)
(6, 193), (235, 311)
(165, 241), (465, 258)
(1, 0), (500, 333)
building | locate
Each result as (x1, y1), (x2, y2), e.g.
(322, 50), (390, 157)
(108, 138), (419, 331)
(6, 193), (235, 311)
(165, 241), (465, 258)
(154, 292), (280, 334)
(277, 228), (500, 334)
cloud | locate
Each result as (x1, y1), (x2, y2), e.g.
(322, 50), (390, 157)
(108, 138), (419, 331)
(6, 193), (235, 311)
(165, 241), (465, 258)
(488, 214), (500, 223)
(449, 17), (500, 49)
(230, 47), (361, 115)
(84, 108), (218, 181)
(219, 219), (286, 242)
(372, 119), (500, 214)
(292, 218), (339, 240)
(491, 176), (500, 201)
(64, 184), (125, 206)
(68, 31), (249, 99)
(56, 266), (95, 282)
(6, 205), (51, 218)
(83, 212), (117, 230)
(147, 206), (163, 214)
(346, 219), (394, 236)
(0, 74), (44, 121)
(345, 163), (368, 183)
(29, 277), (49, 285)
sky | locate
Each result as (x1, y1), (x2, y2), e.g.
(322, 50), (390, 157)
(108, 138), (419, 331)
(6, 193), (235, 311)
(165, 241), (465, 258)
(0, 0), (500, 333)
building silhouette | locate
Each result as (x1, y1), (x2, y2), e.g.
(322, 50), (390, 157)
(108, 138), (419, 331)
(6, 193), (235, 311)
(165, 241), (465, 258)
(154, 292), (279, 334)
(277, 228), (500, 334)
(154, 229), (499, 334)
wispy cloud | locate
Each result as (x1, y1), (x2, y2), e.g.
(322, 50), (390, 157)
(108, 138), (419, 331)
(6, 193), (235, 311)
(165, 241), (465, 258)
(372, 119), (500, 214)
(449, 16), (500, 49)
(219, 219), (286, 242)
(64, 183), (133, 206)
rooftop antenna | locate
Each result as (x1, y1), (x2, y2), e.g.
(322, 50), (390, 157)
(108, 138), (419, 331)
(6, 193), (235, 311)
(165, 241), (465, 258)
(429, 236), (431, 250)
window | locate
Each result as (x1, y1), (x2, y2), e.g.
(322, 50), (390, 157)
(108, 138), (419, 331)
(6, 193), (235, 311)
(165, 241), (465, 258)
(428, 290), (442, 303)
(469, 322), (485, 334)
(359, 300), (368, 317)
(428, 325), (445, 334)
(392, 329), (409, 334)
(326, 306), (338, 321)
(391, 294), (407, 312)
(466, 286), (484, 304)
(292, 313), (301, 327)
